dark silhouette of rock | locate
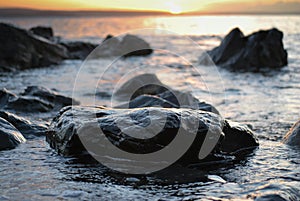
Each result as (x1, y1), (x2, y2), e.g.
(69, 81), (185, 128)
(59, 41), (97, 59)
(283, 120), (300, 146)
(120, 34), (153, 57)
(46, 106), (258, 166)
(206, 27), (288, 71)
(0, 23), (153, 71)
(21, 86), (79, 110)
(114, 73), (219, 113)
(0, 86), (79, 113)
(0, 117), (26, 151)
(220, 120), (259, 153)
(29, 26), (54, 40)
(92, 34), (153, 58)
(0, 111), (47, 138)
(0, 23), (68, 71)
(114, 74), (167, 101)
(115, 94), (178, 109)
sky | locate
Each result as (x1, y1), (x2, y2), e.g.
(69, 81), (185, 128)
(0, 0), (299, 14)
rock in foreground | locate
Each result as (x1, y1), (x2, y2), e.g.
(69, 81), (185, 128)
(0, 117), (26, 150)
(205, 27), (288, 71)
(283, 120), (300, 146)
(46, 106), (258, 168)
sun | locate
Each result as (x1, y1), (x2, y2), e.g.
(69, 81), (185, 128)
(167, 3), (183, 14)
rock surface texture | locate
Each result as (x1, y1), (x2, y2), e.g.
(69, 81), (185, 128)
(206, 27), (288, 71)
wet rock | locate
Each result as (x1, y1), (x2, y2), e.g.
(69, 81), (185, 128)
(0, 86), (79, 113)
(59, 41), (97, 59)
(0, 117), (26, 150)
(114, 73), (219, 113)
(21, 86), (80, 110)
(0, 23), (68, 71)
(283, 120), (300, 146)
(220, 120), (259, 154)
(29, 26), (54, 40)
(46, 106), (258, 167)
(115, 94), (178, 109)
(0, 111), (47, 138)
(206, 27), (288, 71)
(46, 106), (224, 163)
(5, 96), (54, 112)
(114, 74), (168, 101)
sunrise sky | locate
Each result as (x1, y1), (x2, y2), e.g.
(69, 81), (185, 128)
(0, 0), (299, 14)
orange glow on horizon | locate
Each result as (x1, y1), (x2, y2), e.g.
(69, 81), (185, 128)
(0, 0), (298, 14)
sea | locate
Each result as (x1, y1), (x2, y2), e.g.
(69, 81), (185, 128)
(0, 15), (300, 200)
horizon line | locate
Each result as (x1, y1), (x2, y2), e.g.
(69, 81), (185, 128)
(0, 7), (299, 17)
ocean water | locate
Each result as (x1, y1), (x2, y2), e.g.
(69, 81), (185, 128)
(0, 15), (300, 200)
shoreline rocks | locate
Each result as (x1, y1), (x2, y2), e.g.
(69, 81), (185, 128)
(204, 27), (288, 71)
(0, 23), (153, 72)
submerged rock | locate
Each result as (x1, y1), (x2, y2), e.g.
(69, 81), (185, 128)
(283, 120), (300, 146)
(0, 86), (79, 113)
(0, 117), (26, 151)
(0, 23), (68, 71)
(205, 27), (288, 71)
(0, 111), (47, 138)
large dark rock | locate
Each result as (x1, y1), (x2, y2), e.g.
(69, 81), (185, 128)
(0, 86), (79, 113)
(0, 23), (68, 71)
(206, 27), (288, 71)
(46, 106), (258, 167)
(59, 41), (97, 60)
(0, 111), (47, 138)
(29, 26), (54, 40)
(283, 120), (300, 146)
(46, 106), (223, 159)
(0, 117), (26, 150)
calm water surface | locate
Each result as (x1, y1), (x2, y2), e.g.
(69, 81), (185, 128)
(0, 15), (300, 200)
